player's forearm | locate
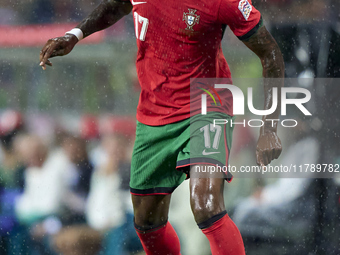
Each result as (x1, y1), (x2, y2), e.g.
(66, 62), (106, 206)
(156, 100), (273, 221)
(261, 44), (284, 79)
(243, 25), (285, 134)
(76, 0), (132, 38)
(260, 42), (284, 133)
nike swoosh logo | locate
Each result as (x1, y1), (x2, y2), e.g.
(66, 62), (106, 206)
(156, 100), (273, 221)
(202, 149), (220, 156)
(131, 0), (147, 5)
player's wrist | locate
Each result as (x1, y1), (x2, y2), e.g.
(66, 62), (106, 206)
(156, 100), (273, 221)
(260, 128), (277, 136)
(65, 28), (84, 42)
(260, 116), (278, 134)
(260, 124), (278, 134)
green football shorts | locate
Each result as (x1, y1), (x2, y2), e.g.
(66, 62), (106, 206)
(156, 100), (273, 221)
(130, 112), (234, 195)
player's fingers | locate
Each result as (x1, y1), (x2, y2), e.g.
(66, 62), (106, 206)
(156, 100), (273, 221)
(256, 149), (261, 165)
(261, 163), (266, 172)
(266, 149), (273, 165)
(263, 154), (269, 166)
(257, 147), (269, 166)
(272, 142), (282, 159)
(39, 62), (46, 70)
(39, 47), (50, 69)
(40, 46), (57, 70)
(40, 59), (52, 70)
(39, 51), (47, 69)
(262, 149), (270, 166)
(39, 41), (53, 63)
(273, 147), (282, 159)
(45, 60), (53, 66)
(40, 43), (56, 65)
(39, 47), (47, 63)
(256, 150), (265, 166)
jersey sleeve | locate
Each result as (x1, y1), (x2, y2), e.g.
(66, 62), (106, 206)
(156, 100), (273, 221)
(218, 0), (262, 40)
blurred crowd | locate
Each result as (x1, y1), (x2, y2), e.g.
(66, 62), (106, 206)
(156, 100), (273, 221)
(0, 109), (143, 255)
(0, 0), (101, 25)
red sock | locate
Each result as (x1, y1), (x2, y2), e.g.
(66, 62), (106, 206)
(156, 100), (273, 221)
(135, 221), (181, 255)
(201, 213), (245, 255)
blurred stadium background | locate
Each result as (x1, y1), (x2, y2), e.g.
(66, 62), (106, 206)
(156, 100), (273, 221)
(0, 0), (339, 254)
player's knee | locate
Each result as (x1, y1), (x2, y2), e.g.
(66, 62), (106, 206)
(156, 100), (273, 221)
(190, 190), (224, 224)
(134, 209), (167, 229)
(132, 195), (170, 229)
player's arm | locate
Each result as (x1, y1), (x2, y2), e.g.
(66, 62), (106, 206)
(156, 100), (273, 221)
(242, 25), (284, 166)
(217, 0), (284, 166)
(39, 0), (132, 70)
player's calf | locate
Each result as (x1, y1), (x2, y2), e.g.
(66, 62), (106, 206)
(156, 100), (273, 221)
(190, 165), (245, 255)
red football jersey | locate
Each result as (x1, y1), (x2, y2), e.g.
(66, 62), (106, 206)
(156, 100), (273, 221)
(122, 0), (261, 126)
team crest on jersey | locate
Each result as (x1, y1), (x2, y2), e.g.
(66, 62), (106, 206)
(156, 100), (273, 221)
(238, 0), (252, 20)
(183, 9), (200, 31)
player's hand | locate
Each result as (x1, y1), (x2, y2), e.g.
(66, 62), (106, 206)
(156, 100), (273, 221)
(256, 131), (282, 166)
(39, 34), (78, 70)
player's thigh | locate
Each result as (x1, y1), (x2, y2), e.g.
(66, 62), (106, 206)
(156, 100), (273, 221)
(189, 164), (225, 223)
(177, 112), (234, 182)
(130, 121), (187, 194)
(132, 194), (171, 228)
